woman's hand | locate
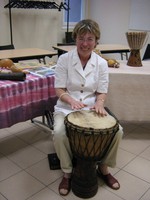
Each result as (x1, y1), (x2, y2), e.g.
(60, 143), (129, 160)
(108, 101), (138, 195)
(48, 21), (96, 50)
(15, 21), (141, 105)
(56, 89), (87, 110)
(90, 100), (107, 116)
(90, 93), (107, 116)
(69, 99), (87, 110)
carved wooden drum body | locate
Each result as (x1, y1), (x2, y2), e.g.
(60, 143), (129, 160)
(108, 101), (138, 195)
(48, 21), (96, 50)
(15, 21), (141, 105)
(126, 31), (148, 67)
(65, 110), (119, 198)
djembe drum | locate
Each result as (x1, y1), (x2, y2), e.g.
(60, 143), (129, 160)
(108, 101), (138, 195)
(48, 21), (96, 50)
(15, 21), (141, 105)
(126, 31), (147, 67)
(64, 110), (119, 198)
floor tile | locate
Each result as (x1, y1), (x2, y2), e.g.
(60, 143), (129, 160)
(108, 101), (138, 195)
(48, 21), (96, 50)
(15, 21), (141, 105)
(117, 148), (136, 169)
(0, 135), (28, 156)
(26, 158), (63, 185)
(0, 171), (45, 200)
(16, 125), (51, 144)
(0, 155), (21, 181)
(32, 134), (55, 154)
(123, 156), (150, 183)
(140, 146), (150, 161)
(7, 145), (46, 169)
(27, 187), (64, 200)
(0, 128), (13, 139)
(0, 121), (150, 200)
(140, 188), (150, 200)
(120, 135), (149, 155)
(6, 121), (34, 134)
(0, 193), (7, 200)
(107, 170), (150, 200)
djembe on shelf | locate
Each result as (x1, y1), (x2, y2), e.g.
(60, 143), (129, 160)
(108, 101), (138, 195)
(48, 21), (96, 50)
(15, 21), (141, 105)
(126, 32), (147, 67)
(65, 110), (119, 198)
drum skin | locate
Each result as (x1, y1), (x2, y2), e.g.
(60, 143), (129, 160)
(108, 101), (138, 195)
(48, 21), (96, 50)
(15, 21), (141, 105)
(65, 110), (119, 160)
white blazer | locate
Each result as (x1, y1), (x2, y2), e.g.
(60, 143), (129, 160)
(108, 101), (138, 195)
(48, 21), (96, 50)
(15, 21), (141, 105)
(54, 47), (109, 115)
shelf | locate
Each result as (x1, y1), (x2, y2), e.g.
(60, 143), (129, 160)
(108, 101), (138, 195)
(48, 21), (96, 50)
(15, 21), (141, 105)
(4, 0), (69, 11)
(4, 0), (70, 45)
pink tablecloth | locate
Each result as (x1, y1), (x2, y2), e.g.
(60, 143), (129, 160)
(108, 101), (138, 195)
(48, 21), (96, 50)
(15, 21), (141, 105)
(0, 74), (57, 129)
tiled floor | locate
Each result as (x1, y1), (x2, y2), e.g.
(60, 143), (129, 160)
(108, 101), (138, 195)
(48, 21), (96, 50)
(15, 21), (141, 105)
(0, 118), (150, 200)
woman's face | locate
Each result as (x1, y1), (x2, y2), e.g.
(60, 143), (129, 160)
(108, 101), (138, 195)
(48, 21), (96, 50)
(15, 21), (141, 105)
(76, 32), (97, 58)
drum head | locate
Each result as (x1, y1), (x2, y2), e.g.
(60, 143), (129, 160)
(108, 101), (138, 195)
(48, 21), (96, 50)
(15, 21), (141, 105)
(65, 110), (119, 160)
(67, 110), (117, 130)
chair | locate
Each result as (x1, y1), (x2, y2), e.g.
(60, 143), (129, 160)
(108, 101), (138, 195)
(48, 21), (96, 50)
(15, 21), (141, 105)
(56, 42), (75, 57)
(57, 42), (75, 46)
(143, 44), (150, 60)
(0, 44), (43, 63)
(0, 44), (15, 50)
(0, 44), (19, 62)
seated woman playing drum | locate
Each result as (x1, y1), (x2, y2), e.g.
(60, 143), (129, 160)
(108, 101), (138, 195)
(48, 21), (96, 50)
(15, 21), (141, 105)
(53, 19), (123, 196)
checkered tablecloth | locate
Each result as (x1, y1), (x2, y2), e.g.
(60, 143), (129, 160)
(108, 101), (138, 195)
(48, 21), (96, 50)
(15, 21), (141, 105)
(0, 74), (57, 128)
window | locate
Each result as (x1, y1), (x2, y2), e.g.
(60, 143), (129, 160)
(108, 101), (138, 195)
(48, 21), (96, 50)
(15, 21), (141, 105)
(63, 0), (85, 29)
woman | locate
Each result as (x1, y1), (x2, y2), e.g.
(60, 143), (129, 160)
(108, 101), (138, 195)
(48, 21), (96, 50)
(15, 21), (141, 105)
(53, 19), (123, 196)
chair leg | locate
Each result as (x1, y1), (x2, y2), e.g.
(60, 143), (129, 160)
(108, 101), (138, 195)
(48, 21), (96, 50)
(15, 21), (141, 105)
(104, 107), (119, 123)
(31, 110), (54, 130)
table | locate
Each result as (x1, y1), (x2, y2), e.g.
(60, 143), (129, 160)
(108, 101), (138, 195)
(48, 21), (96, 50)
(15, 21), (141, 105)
(0, 74), (57, 129)
(0, 48), (57, 64)
(53, 44), (130, 59)
(1, 60), (149, 129)
(106, 60), (150, 122)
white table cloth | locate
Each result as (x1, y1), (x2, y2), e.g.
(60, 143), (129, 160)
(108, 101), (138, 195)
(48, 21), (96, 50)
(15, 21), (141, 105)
(106, 60), (150, 122)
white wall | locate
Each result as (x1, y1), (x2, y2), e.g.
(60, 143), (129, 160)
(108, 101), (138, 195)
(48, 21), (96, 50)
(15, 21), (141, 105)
(0, 0), (68, 62)
(0, 0), (11, 44)
(0, 0), (149, 61)
(90, 0), (131, 44)
(89, 0), (150, 58)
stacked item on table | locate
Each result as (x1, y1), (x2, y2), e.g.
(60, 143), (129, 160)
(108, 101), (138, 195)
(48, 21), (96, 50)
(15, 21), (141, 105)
(0, 59), (27, 81)
(94, 49), (120, 68)
(16, 60), (56, 77)
(0, 59), (56, 80)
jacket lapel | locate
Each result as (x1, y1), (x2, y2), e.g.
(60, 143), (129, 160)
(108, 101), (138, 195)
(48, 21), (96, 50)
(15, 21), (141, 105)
(72, 50), (86, 79)
(72, 50), (96, 79)
(84, 52), (96, 76)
